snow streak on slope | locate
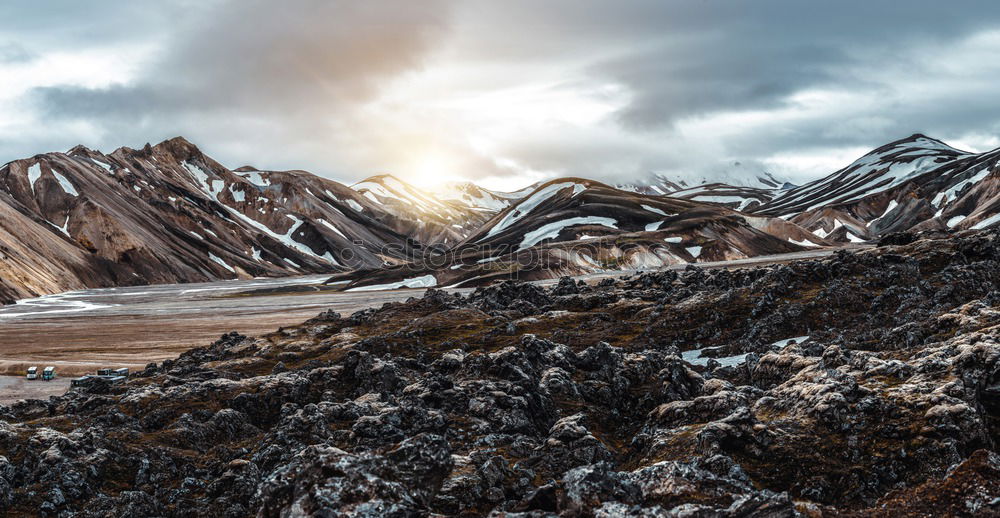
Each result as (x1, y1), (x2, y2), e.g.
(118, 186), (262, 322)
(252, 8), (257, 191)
(0, 137), (423, 302)
(518, 216), (618, 250)
(750, 134), (1000, 240)
(434, 181), (535, 212)
(351, 174), (493, 244)
(761, 136), (971, 216)
(485, 182), (585, 239)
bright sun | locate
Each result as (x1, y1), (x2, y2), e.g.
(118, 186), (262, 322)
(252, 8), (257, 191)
(407, 150), (458, 189)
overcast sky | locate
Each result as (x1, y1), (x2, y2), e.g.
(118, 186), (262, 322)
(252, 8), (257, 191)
(3, 1), (1000, 190)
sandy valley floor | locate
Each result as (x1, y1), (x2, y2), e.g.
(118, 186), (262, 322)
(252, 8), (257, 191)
(0, 248), (848, 402)
(0, 275), (447, 378)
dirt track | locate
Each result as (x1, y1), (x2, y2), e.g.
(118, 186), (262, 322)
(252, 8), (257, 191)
(0, 376), (72, 405)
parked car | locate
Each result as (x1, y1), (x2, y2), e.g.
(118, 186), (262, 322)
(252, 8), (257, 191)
(26, 366), (38, 380)
(42, 366), (56, 381)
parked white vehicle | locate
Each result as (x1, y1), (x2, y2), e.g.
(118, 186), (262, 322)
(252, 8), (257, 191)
(42, 366), (56, 381)
(26, 366), (38, 380)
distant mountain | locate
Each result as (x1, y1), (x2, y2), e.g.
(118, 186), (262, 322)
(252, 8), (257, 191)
(433, 181), (536, 212)
(350, 174), (497, 246)
(333, 178), (825, 290)
(0, 138), (421, 303)
(752, 134), (1000, 241)
(618, 164), (794, 211)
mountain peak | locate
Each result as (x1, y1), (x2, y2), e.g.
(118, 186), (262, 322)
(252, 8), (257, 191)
(66, 144), (98, 157)
(152, 136), (201, 156)
(158, 135), (196, 147)
(354, 173), (405, 186)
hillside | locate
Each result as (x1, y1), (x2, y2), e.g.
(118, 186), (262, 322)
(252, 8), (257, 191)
(753, 134), (1000, 241)
(0, 138), (420, 303)
(333, 178), (826, 290)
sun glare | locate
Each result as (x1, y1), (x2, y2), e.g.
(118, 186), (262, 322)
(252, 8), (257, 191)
(406, 150), (460, 189)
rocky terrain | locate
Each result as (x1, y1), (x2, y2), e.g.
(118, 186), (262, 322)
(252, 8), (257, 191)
(2, 228), (1000, 516)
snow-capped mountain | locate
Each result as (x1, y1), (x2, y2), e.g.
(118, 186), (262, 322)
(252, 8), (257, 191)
(433, 181), (536, 212)
(334, 178), (826, 290)
(752, 134), (1000, 242)
(8, 132), (1000, 301)
(350, 174), (496, 245)
(618, 164), (794, 211)
(0, 137), (420, 303)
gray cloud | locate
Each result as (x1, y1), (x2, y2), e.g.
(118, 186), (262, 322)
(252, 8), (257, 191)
(7, 0), (1000, 188)
(0, 42), (35, 64)
(24, 0), (454, 165)
(33, 2), (450, 107)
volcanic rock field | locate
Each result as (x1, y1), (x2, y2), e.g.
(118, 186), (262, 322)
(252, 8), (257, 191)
(0, 229), (999, 516)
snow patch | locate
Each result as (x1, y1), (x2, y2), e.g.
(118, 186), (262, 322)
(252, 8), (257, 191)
(184, 161), (221, 196)
(641, 204), (668, 216)
(52, 216), (71, 237)
(90, 158), (114, 174)
(209, 253), (235, 273)
(240, 170), (270, 187)
(681, 347), (748, 367)
(812, 219), (842, 239)
(938, 168), (991, 207)
(346, 274), (438, 292)
(772, 336), (810, 348)
(486, 182), (586, 239)
(972, 213), (1000, 230)
(787, 238), (818, 247)
(52, 170), (79, 196)
(867, 200), (898, 228)
(317, 218), (347, 239)
(518, 216), (617, 250)
(27, 163), (42, 194)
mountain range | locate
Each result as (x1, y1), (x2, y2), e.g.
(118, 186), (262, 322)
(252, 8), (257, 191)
(1, 133), (998, 301)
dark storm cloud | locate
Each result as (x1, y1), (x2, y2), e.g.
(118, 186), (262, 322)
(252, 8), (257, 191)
(598, 43), (847, 129)
(571, 0), (1000, 131)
